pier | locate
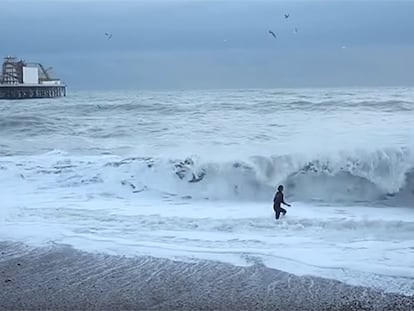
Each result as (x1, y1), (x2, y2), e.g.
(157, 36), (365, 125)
(0, 85), (66, 99)
(0, 56), (66, 99)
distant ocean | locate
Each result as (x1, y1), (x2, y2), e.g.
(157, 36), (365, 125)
(1, 87), (413, 295)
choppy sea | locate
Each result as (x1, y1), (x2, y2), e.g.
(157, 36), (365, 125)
(1, 87), (413, 295)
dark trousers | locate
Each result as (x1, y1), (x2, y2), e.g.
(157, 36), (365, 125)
(274, 205), (287, 220)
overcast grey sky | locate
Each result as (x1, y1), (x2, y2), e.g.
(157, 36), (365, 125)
(1, 0), (413, 90)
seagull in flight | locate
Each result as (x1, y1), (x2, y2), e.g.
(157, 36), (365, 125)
(105, 32), (113, 40)
(284, 13), (290, 19)
(268, 30), (277, 39)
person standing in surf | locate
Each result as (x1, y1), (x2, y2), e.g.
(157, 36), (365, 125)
(273, 185), (291, 220)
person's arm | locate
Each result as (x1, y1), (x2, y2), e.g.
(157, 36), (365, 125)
(281, 194), (291, 207)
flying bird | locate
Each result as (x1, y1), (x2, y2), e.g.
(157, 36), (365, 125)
(105, 32), (113, 40)
(268, 30), (277, 39)
(284, 13), (290, 19)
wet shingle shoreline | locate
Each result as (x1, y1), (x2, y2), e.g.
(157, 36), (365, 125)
(0, 242), (412, 311)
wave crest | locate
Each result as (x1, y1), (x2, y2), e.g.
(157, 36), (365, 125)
(2, 147), (413, 206)
(110, 147), (414, 205)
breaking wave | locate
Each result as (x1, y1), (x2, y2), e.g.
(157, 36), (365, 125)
(1, 147), (414, 206)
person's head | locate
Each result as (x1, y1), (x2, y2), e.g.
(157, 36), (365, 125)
(277, 185), (284, 192)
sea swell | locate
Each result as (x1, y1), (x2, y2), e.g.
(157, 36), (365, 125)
(1, 147), (413, 206)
